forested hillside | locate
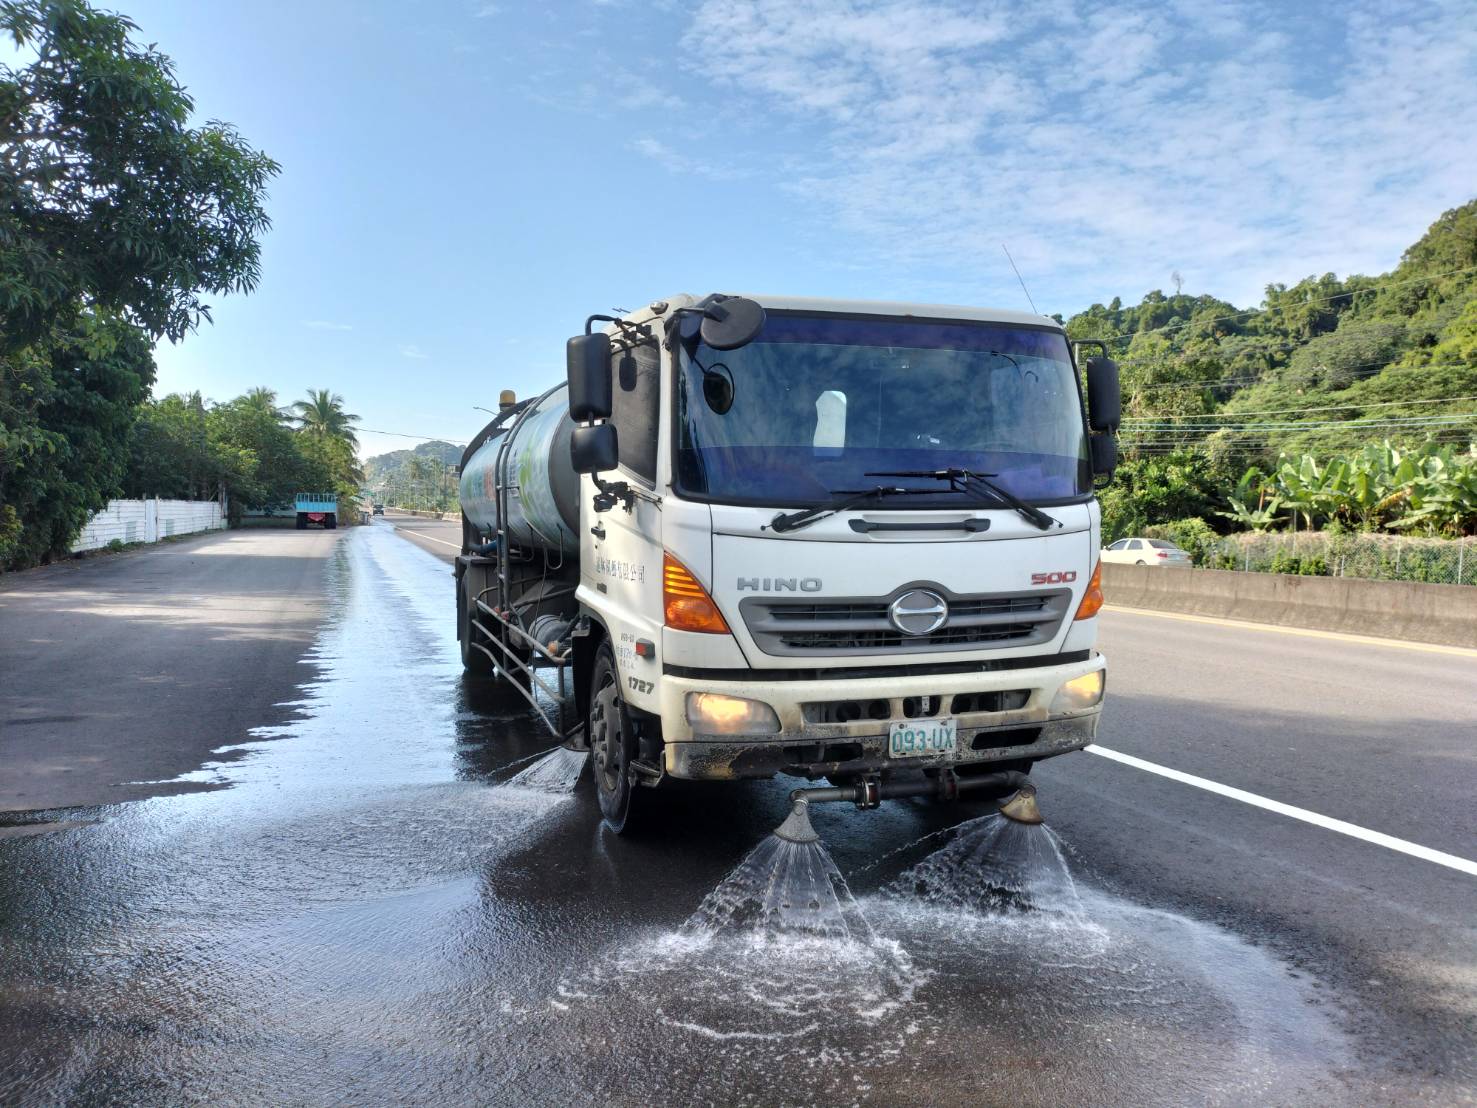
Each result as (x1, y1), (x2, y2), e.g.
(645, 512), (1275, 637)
(364, 441), (462, 509)
(1064, 199), (1477, 543)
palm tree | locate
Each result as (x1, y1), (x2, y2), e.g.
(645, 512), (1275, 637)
(242, 387), (286, 421)
(292, 388), (361, 448)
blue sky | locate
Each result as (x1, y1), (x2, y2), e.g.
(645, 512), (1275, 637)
(126, 0), (1477, 459)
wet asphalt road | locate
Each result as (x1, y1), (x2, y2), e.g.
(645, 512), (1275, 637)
(1, 515), (1474, 1105)
(0, 527), (338, 816)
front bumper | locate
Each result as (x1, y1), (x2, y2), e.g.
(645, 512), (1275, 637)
(659, 654), (1104, 781)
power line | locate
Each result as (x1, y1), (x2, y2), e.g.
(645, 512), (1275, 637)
(1125, 416), (1477, 432)
(1124, 431), (1477, 455)
(1124, 360), (1474, 394)
(1122, 394), (1477, 420)
(358, 427), (468, 445)
(1122, 420), (1477, 440)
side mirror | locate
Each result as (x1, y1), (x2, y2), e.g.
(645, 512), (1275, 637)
(1085, 356), (1121, 432)
(571, 423), (619, 475)
(700, 297), (766, 350)
(1090, 433), (1117, 477)
(567, 333), (612, 421)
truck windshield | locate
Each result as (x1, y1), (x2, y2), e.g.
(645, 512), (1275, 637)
(675, 312), (1090, 506)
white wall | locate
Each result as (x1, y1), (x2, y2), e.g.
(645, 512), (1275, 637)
(71, 499), (225, 553)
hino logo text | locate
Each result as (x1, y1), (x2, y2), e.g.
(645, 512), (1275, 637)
(736, 577), (823, 592)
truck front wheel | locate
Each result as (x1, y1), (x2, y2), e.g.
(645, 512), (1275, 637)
(589, 641), (639, 834)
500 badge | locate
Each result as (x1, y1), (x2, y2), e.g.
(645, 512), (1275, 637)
(1030, 570), (1077, 585)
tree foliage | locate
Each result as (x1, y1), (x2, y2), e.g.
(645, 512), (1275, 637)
(123, 386), (364, 524)
(292, 389), (360, 449)
(0, 0), (277, 569)
(1096, 450), (1229, 543)
(1226, 441), (1477, 537)
(0, 313), (152, 566)
(0, 0), (279, 348)
(1073, 198), (1477, 546)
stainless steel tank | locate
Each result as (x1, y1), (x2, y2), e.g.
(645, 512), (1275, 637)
(458, 384), (580, 554)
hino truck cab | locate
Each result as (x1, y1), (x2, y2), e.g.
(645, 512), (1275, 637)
(456, 293), (1120, 832)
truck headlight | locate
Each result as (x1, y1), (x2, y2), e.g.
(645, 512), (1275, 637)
(686, 692), (780, 736)
(1050, 670), (1105, 713)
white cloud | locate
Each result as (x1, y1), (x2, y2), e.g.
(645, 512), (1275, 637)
(610, 70), (682, 111)
(631, 136), (742, 180)
(398, 343), (431, 360)
(472, 3), (500, 16)
(302, 319), (352, 331)
(680, 0), (1477, 310)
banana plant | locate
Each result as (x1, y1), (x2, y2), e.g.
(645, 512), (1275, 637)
(1263, 440), (1477, 535)
(1217, 466), (1282, 530)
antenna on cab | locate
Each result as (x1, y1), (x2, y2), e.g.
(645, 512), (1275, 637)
(1001, 243), (1038, 315)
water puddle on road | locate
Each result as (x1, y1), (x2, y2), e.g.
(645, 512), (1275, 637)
(0, 527), (589, 1104)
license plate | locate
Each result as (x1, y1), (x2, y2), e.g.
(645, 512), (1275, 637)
(888, 718), (957, 758)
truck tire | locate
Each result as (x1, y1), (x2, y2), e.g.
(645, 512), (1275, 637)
(459, 568), (495, 677)
(325, 513), (337, 530)
(589, 641), (640, 834)
(296, 513), (307, 530)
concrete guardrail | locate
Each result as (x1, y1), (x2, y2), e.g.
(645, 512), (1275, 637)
(1102, 563), (1477, 649)
(389, 508), (463, 521)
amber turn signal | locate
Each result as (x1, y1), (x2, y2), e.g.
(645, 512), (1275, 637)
(663, 553), (731, 634)
(1073, 560), (1104, 620)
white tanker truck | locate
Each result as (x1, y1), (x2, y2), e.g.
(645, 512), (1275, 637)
(456, 293), (1121, 832)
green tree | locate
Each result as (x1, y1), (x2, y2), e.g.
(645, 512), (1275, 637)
(1, 315), (154, 566)
(1096, 450), (1226, 543)
(0, 0), (277, 568)
(122, 391), (218, 500)
(211, 395), (336, 518)
(122, 388), (361, 523)
(292, 389), (361, 448)
(240, 387), (287, 421)
(0, 0), (279, 348)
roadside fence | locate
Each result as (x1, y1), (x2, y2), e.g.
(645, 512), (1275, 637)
(71, 498), (225, 553)
(1202, 531), (1475, 587)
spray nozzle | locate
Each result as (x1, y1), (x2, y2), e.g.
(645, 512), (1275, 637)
(773, 796), (821, 844)
(998, 786), (1044, 825)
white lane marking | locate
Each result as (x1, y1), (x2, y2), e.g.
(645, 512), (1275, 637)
(393, 526), (460, 551)
(1088, 745), (1477, 877)
(1103, 604), (1477, 658)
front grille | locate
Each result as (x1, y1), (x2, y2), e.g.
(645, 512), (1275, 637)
(952, 689), (1031, 714)
(802, 689), (1031, 724)
(741, 588), (1072, 657)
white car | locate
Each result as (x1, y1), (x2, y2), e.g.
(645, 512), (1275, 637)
(1101, 537), (1193, 566)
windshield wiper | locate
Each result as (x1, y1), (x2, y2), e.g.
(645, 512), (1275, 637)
(865, 468), (1059, 531)
(765, 486), (926, 533)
